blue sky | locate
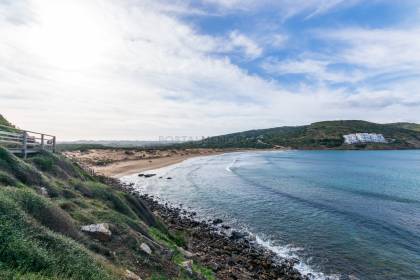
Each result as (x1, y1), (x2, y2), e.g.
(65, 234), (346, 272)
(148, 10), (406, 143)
(1, 0), (420, 140)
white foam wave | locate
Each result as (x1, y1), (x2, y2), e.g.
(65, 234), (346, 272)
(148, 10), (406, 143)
(226, 158), (237, 172)
(253, 235), (340, 280)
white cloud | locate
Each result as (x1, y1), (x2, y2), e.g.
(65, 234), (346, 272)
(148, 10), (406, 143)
(0, 0), (273, 139)
(262, 58), (365, 84)
(226, 30), (262, 59)
(320, 27), (420, 70)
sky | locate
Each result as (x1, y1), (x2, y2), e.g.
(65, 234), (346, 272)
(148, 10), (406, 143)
(1, 0), (420, 140)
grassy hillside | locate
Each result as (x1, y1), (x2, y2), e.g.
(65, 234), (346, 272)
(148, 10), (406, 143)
(0, 147), (214, 280)
(386, 122), (420, 132)
(181, 120), (420, 149)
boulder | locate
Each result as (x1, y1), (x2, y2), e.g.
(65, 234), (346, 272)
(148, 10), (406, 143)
(230, 231), (246, 240)
(125, 269), (142, 280)
(140, 242), (152, 255)
(81, 223), (112, 241)
(213, 218), (223, 225)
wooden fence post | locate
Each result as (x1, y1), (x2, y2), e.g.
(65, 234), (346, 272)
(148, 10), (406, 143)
(41, 134), (45, 151)
(22, 131), (27, 159)
(52, 136), (56, 153)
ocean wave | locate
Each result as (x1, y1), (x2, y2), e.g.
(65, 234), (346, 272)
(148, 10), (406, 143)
(226, 158), (237, 172)
(253, 235), (340, 280)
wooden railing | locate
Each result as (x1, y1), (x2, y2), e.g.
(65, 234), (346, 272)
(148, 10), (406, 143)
(0, 124), (56, 159)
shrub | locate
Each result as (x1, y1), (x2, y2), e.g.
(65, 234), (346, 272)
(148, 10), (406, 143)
(0, 147), (46, 186)
(0, 171), (18, 187)
(12, 188), (81, 240)
(32, 156), (54, 172)
(85, 182), (136, 218)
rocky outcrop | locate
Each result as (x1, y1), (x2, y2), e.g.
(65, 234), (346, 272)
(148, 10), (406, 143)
(81, 223), (112, 241)
(140, 242), (152, 255)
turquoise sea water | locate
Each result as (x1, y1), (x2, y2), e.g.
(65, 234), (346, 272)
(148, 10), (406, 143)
(123, 150), (420, 279)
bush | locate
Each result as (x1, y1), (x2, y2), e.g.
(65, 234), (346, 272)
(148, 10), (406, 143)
(11, 188), (80, 240)
(0, 147), (46, 186)
(85, 182), (137, 218)
(32, 156), (54, 172)
(0, 171), (18, 187)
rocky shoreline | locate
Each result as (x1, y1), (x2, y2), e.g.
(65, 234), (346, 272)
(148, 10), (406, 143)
(116, 178), (311, 280)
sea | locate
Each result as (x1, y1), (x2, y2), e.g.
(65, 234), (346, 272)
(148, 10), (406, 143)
(122, 150), (420, 280)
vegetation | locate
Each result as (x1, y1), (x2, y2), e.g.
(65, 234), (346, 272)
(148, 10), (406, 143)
(386, 122), (420, 132)
(0, 142), (211, 279)
(179, 120), (420, 149)
(56, 143), (109, 152)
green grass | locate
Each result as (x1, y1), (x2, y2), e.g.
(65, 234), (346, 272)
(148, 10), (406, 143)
(0, 144), (214, 279)
(0, 188), (116, 280)
(0, 148), (47, 186)
(0, 170), (20, 187)
(192, 263), (216, 280)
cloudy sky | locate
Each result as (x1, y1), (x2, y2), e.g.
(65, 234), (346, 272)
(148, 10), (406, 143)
(1, 0), (420, 140)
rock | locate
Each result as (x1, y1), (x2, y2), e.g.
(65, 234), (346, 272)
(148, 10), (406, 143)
(81, 223), (112, 241)
(230, 231), (246, 240)
(181, 260), (193, 274)
(213, 218), (223, 225)
(140, 242), (152, 255)
(178, 246), (194, 258)
(125, 269), (142, 280)
(39, 187), (48, 197)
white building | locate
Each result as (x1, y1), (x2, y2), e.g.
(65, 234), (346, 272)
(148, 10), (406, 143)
(343, 133), (387, 144)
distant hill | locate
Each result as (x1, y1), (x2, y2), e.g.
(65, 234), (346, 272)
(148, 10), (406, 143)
(386, 122), (420, 132)
(57, 140), (176, 151)
(180, 120), (420, 150)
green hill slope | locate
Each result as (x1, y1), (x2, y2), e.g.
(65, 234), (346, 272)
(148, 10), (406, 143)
(0, 147), (215, 280)
(182, 120), (420, 149)
(386, 122), (420, 132)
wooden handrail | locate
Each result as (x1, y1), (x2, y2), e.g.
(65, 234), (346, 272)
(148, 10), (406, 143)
(0, 124), (55, 137)
(0, 124), (56, 158)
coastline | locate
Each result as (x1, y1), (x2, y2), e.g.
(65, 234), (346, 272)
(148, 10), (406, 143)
(116, 179), (308, 280)
(66, 147), (310, 279)
(65, 148), (280, 178)
(98, 152), (224, 178)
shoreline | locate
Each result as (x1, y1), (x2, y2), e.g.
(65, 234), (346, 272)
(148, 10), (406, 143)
(100, 151), (225, 178)
(67, 148), (280, 178)
(116, 179), (309, 280)
(97, 154), (209, 178)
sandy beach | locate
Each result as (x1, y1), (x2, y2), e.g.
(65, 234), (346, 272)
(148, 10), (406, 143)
(64, 148), (238, 177)
(93, 153), (221, 177)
